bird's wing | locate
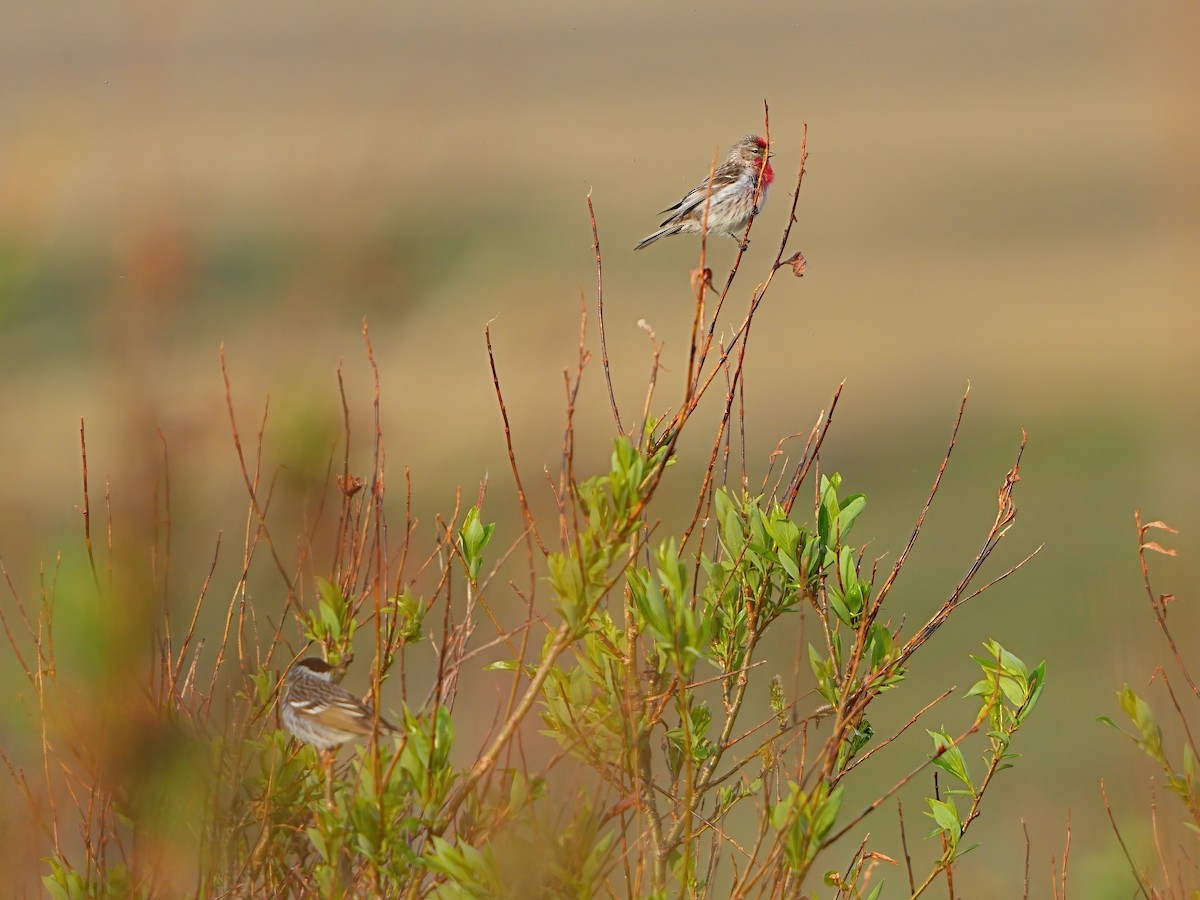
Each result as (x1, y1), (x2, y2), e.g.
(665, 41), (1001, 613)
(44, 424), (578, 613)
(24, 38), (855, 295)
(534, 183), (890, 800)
(289, 684), (376, 735)
(312, 700), (378, 736)
(297, 696), (399, 735)
(658, 166), (746, 224)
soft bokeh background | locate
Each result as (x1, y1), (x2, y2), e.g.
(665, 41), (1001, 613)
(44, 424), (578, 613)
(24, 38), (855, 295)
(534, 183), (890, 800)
(2, 0), (1198, 895)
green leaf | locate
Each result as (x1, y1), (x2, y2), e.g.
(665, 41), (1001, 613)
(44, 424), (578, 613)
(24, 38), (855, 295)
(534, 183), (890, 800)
(458, 506), (496, 582)
(390, 588), (425, 644)
(316, 866), (337, 896)
(770, 780), (842, 869)
(837, 719), (874, 769)
(769, 512), (802, 581)
(827, 588), (854, 627)
(867, 624), (893, 670)
(997, 674), (1026, 708)
(425, 836), (471, 884)
(837, 546), (856, 595)
(817, 484), (835, 545)
(307, 826), (330, 863)
(717, 490), (747, 559)
(926, 797), (961, 838)
(1119, 685), (1164, 760)
(629, 569), (670, 645)
(929, 729), (974, 792)
(808, 644), (838, 704)
(1019, 661), (1046, 722)
(811, 784), (844, 841)
(548, 552), (587, 628)
(40, 858), (88, 900)
(836, 493), (867, 539)
(313, 576), (348, 641)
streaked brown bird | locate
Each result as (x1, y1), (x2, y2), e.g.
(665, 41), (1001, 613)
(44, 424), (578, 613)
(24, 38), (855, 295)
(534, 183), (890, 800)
(634, 133), (774, 251)
(281, 657), (398, 750)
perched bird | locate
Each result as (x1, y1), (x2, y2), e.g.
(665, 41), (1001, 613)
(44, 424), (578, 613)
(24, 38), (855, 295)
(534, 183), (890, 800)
(281, 657), (399, 750)
(634, 134), (774, 251)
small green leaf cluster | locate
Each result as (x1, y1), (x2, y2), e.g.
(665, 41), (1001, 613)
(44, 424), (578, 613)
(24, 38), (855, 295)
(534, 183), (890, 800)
(305, 577), (358, 659)
(770, 780), (844, 870)
(966, 639), (1045, 733)
(425, 837), (504, 898)
(803, 475), (899, 775)
(664, 698), (716, 775)
(548, 438), (666, 630)
(540, 624), (629, 768)
(1101, 685), (1200, 825)
(42, 858), (132, 900)
(305, 577), (426, 658)
(628, 538), (712, 678)
(458, 507), (496, 583)
(314, 707), (455, 890)
(388, 586), (425, 645)
(925, 641), (1045, 864)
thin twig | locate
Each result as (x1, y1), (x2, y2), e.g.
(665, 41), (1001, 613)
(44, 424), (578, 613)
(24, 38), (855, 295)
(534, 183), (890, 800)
(1060, 810), (1071, 900)
(899, 798), (916, 894)
(589, 192), (624, 436)
(78, 419), (102, 595)
(219, 346), (296, 597)
(484, 323), (549, 556)
(842, 688), (954, 776)
(1100, 778), (1152, 898)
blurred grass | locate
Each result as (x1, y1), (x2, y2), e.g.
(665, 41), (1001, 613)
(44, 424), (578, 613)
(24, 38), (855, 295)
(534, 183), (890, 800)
(1, 0), (1198, 894)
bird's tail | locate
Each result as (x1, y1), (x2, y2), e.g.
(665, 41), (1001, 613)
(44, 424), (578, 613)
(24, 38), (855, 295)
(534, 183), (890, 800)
(633, 224), (682, 251)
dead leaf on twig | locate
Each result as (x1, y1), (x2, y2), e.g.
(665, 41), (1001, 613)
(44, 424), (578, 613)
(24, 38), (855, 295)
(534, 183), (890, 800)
(1140, 541), (1177, 556)
(1141, 520), (1179, 534)
(779, 251), (808, 277)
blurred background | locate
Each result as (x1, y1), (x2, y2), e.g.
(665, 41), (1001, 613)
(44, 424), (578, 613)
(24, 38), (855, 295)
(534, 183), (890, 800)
(1, 0), (1198, 895)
